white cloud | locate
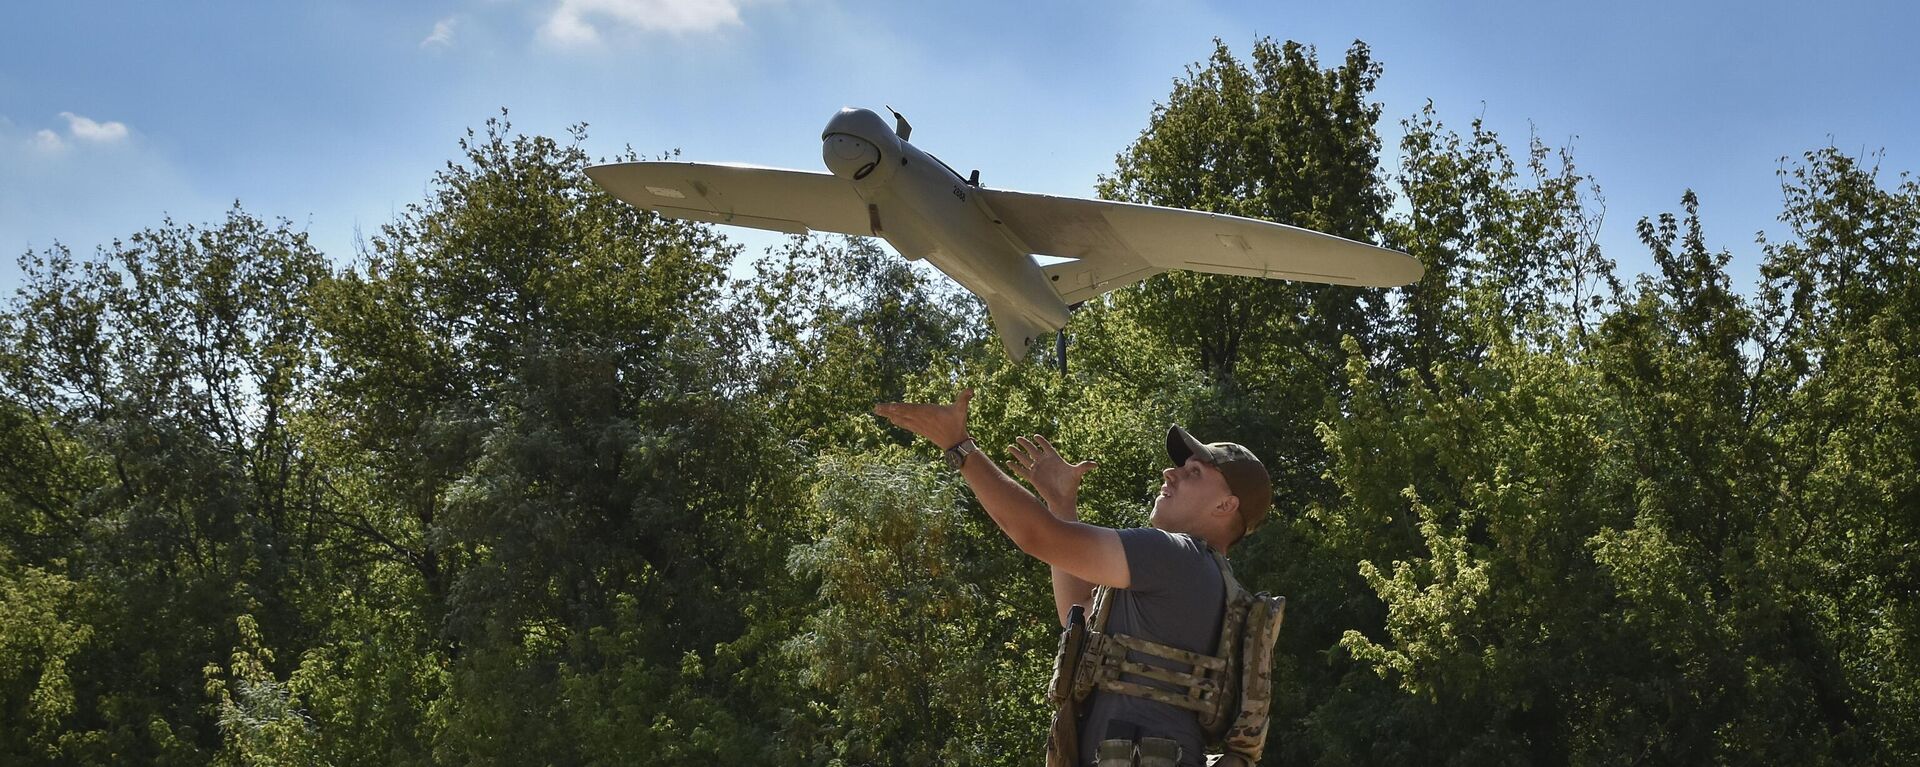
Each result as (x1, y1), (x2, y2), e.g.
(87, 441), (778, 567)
(2, 114), (204, 275)
(34, 129), (66, 152)
(539, 0), (746, 46)
(422, 16), (457, 49)
(59, 112), (129, 143)
(8, 113), (134, 154)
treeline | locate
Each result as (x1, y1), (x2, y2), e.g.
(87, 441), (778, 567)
(3, 39), (1916, 765)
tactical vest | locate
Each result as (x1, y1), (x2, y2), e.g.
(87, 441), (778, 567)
(1045, 547), (1286, 767)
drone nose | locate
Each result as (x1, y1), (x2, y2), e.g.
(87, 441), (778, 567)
(828, 134), (870, 161)
(822, 134), (882, 180)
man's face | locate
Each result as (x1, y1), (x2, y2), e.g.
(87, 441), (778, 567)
(1149, 457), (1236, 533)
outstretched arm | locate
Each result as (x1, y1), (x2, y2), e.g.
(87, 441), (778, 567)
(1006, 435), (1102, 627)
(874, 390), (1129, 594)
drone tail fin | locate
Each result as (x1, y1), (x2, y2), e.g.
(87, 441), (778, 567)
(986, 300), (1054, 363)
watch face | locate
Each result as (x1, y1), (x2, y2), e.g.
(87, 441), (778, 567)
(946, 439), (973, 469)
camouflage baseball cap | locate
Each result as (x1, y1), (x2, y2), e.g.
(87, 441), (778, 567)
(1167, 425), (1272, 537)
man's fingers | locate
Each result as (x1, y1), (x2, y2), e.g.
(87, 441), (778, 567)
(1008, 444), (1033, 472)
(1028, 435), (1066, 464)
(876, 403), (933, 424)
(873, 403), (939, 442)
(873, 401), (943, 417)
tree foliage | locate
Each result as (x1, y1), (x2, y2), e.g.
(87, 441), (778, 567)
(3, 42), (1917, 766)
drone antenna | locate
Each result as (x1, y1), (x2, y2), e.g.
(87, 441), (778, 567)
(884, 105), (912, 141)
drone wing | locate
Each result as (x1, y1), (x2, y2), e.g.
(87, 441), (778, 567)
(979, 188), (1423, 304)
(586, 162), (872, 237)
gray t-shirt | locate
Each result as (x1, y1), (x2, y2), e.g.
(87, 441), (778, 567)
(1076, 527), (1226, 766)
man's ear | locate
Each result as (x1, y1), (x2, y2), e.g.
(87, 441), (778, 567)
(1217, 496), (1245, 546)
(1214, 494), (1240, 523)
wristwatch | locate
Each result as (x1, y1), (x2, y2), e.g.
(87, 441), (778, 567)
(944, 437), (981, 470)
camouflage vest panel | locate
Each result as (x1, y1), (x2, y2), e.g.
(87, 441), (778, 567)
(1061, 549), (1288, 763)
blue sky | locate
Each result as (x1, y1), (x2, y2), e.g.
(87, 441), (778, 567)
(4, 0), (1916, 294)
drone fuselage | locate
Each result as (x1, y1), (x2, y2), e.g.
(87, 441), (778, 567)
(820, 108), (1068, 358)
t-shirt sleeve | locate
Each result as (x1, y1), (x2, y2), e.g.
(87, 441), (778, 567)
(1117, 527), (1210, 596)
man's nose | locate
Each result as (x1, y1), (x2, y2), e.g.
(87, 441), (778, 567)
(1162, 467), (1177, 482)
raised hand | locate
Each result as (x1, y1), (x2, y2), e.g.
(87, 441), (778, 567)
(1006, 434), (1096, 513)
(873, 388), (973, 450)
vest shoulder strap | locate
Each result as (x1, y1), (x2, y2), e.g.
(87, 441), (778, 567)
(1088, 583), (1114, 633)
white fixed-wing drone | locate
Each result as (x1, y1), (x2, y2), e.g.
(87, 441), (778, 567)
(587, 107), (1422, 363)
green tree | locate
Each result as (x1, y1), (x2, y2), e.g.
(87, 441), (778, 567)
(1386, 104), (1614, 379)
(0, 555), (92, 761)
(1097, 37), (1391, 392)
(204, 615), (322, 767)
(741, 234), (984, 455)
(784, 450), (1046, 766)
(0, 207), (330, 763)
(305, 113), (814, 763)
(1742, 148), (1920, 759)
(1328, 144), (1920, 764)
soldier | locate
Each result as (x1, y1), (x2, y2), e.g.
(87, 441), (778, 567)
(875, 389), (1273, 767)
